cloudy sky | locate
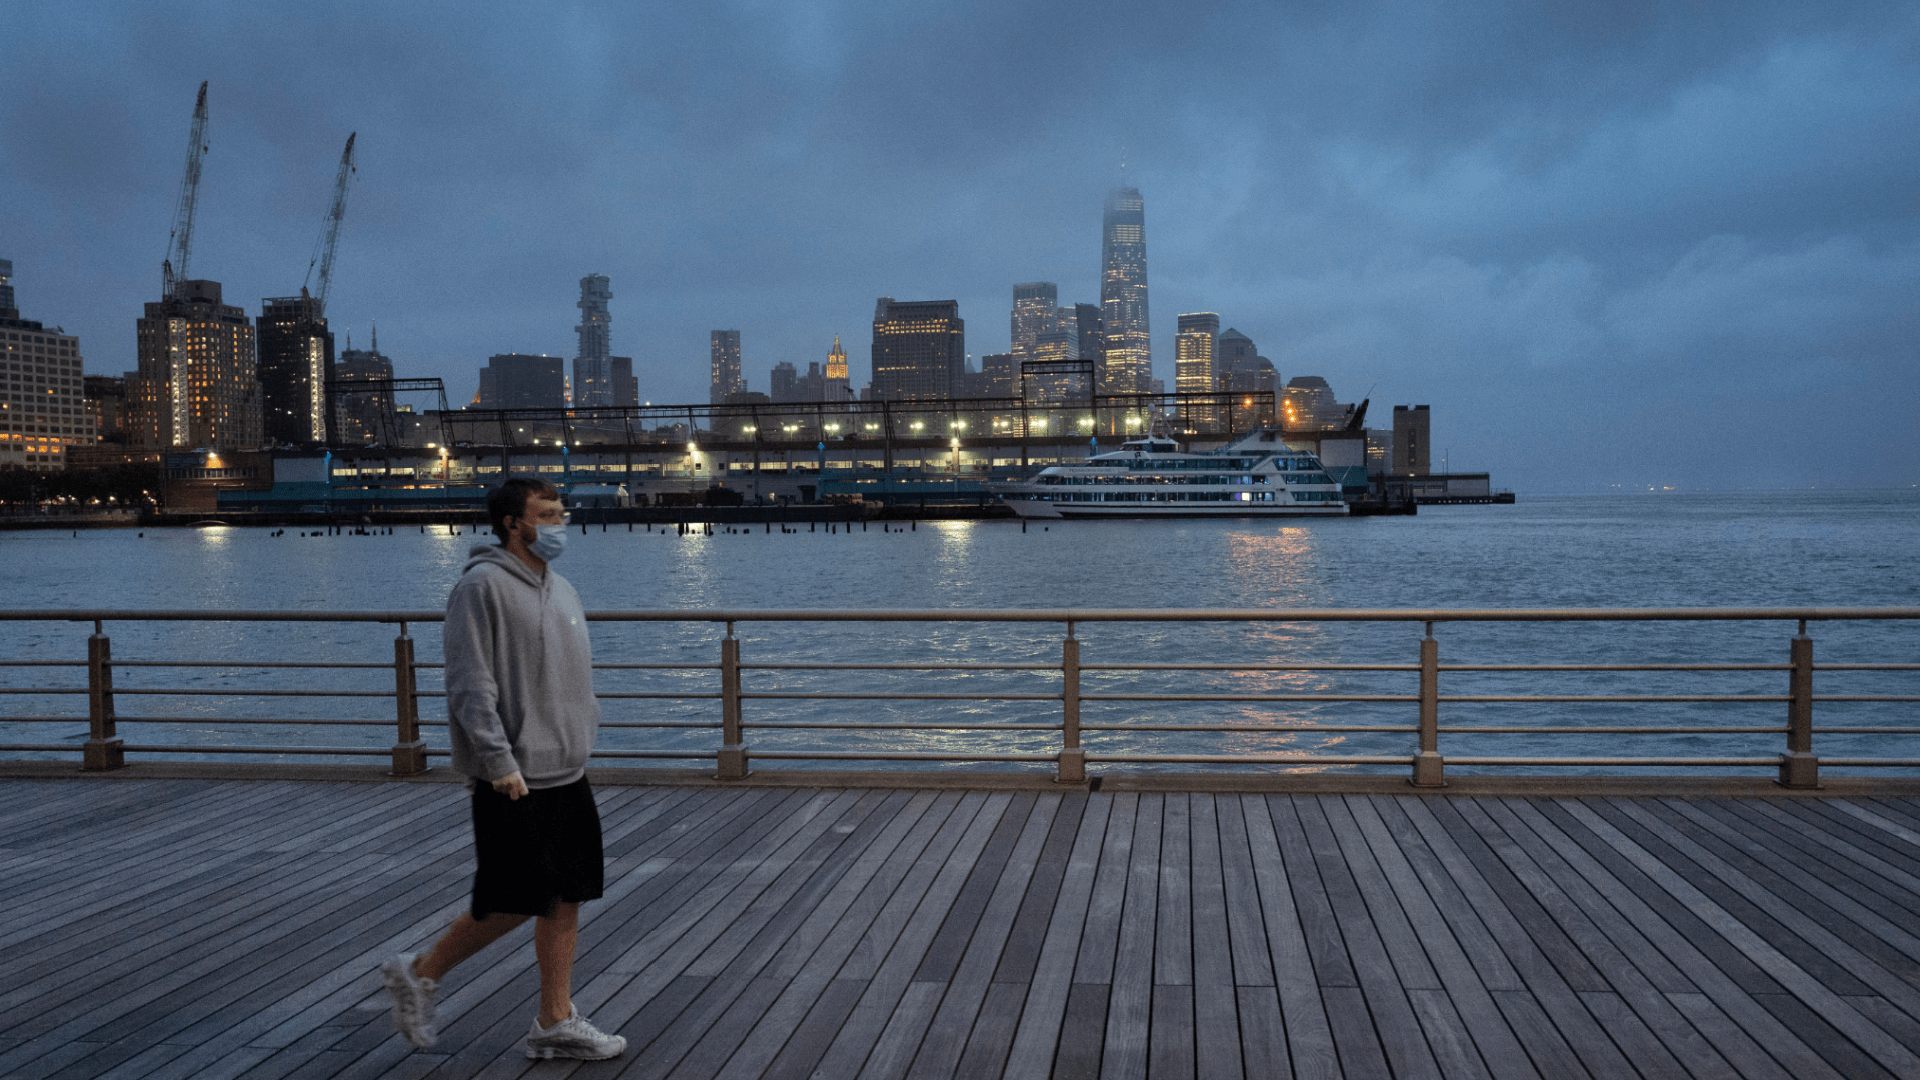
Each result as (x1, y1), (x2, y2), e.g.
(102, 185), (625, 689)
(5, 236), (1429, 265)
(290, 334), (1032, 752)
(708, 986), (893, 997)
(4, 0), (1916, 491)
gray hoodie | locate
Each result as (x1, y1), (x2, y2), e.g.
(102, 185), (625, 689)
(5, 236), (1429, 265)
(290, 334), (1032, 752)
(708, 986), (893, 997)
(444, 542), (600, 788)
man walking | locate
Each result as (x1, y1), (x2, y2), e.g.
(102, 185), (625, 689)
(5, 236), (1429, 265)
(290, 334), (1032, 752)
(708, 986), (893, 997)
(380, 478), (625, 1060)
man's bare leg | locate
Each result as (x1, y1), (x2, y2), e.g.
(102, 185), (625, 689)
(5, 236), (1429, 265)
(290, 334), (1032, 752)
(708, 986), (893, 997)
(533, 902), (579, 1028)
(416, 911), (530, 982)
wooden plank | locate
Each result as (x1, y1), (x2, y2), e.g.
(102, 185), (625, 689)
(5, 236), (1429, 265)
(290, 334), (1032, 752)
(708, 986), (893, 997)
(715, 794), (968, 1080)
(989, 792), (1088, 987)
(1342, 797), (1537, 1080)
(1320, 985), (1394, 1080)
(805, 793), (1014, 1080)
(1574, 991), (1694, 1080)
(1665, 992), (1796, 1080)
(1210, 794), (1274, 988)
(850, 979), (944, 1080)
(1260, 794), (1356, 989)
(1155, 793), (1193, 987)
(950, 981), (1025, 1080)
(1233, 986), (1286, 1080)
(999, 794), (1113, 1080)
(1395, 799), (1640, 1080)
(1317, 796), (1441, 992)
(1102, 792), (1163, 1080)
(1514, 798), (1846, 1080)
(1149, 984), (1195, 1080)
(1694, 799), (1920, 943)
(1070, 792), (1136, 985)
(759, 977), (868, 1080)
(1475, 798), (1743, 1079)
(1193, 981), (1242, 1080)
(1051, 983), (1108, 1079)
(1237, 794), (1339, 1080)
(1290, 795), (1441, 1080)
(1731, 800), (1920, 912)
(912, 793), (1040, 984)
(1187, 796), (1242, 1080)
(1747, 992), (1898, 1080)
(905, 794), (1060, 1080)
(1365, 797), (1524, 992)
(1553, 798), (1920, 1078)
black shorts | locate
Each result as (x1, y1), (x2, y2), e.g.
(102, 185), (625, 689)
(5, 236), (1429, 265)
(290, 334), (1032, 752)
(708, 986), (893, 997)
(469, 775), (604, 919)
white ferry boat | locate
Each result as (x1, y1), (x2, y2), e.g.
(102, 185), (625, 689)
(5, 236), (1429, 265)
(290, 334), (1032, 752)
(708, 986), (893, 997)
(988, 428), (1349, 519)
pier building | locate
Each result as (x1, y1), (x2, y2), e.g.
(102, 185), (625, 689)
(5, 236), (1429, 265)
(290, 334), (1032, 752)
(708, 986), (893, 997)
(0, 258), (97, 471)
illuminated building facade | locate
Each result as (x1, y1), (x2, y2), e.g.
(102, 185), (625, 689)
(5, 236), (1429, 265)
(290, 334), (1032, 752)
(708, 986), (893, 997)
(1011, 282), (1059, 375)
(1282, 376), (1349, 430)
(981, 353), (1014, 398)
(870, 297), (965, 403)
(131, 278), (262, 451)
(333, 332), (395, 444)
(710, 330), (743, 405)
(1217, 328), (1277, 424)
(824, 335), (852, 401)
(1, 259), (98, 470)
(573, 274), (614, 407)
(257, 293), (334, 445)
(1099, 187), (1151, 394)
(1174, 312), (1219, 429)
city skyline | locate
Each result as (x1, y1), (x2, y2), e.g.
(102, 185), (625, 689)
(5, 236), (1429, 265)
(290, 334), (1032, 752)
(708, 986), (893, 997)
(2, 3), (1917, 491)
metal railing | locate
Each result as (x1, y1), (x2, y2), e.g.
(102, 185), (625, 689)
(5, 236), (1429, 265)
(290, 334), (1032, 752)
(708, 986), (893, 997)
(2, 608), (1917, 788)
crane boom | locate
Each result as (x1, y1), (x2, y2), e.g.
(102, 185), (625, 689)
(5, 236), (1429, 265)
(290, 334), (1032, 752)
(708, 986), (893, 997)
(162, 81), (210, 301)
(303, 132), (356, 317)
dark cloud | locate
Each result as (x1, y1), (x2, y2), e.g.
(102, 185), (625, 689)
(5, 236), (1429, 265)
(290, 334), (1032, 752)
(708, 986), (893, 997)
(2, 0), (1915, 490)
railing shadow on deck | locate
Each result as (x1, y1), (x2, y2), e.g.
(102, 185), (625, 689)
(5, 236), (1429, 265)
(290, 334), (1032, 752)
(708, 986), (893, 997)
(2, 607), (1918, 790)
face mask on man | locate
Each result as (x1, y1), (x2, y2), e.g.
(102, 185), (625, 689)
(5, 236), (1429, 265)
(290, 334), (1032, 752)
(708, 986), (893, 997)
(529, 523), (568, 562)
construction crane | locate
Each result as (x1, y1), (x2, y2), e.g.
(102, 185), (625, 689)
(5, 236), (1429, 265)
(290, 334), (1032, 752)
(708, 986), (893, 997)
(302, 132), (356, 317)
(161, 81), (209, 302)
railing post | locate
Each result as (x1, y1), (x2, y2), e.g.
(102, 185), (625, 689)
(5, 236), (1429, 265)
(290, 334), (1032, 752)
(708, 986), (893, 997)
(1412, 622), (1445, 787)
(390, 623), (428, 776)
(1057, 622), (1085, 784)
(1779, 623), (1818, 789)
(716, 622), (751, 779)
(84, 620), (124, 771)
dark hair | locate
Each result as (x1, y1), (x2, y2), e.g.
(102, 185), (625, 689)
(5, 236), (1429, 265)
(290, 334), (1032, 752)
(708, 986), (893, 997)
(487, 478), (562, 540)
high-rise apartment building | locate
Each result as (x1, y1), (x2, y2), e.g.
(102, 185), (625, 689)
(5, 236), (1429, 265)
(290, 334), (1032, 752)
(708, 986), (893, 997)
(610, 356), (639, 407)
(84, 376), (128, 445)
(573, 275), (614, 407)
(1174, 312), (1219, 429)
(1100, 188), (1151, 394)
(475, 354), (565, 409)
(1011, 282), (1059, 375)
(131, 278), (261, 450)
(769, 361), (799, 403)
(333, 330), (396, 444)
(1393, 404), (1431, 475)
(710, 330), (743, 405)
(870, 298), (965, 403)
(257, 294), (334, 445)
(1, 259), (97, 470)
(981, 353), (1014, 398)
(824, 336), (852, 401)
(1073, 303), (1103, 379)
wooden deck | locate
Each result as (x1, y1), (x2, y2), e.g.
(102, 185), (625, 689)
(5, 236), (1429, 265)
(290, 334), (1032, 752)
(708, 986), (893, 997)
(7, 781), (1920, 1079)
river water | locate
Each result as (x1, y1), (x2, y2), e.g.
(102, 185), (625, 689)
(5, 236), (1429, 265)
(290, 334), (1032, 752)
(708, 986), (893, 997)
(4, 491), (1917, 775)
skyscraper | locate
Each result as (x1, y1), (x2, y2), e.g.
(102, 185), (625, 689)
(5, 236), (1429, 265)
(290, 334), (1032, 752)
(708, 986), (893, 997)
(573, 274), (613, 407)
(1100, 187), (1150, 394)
(257, 293), (335, 445)
(610, 356), (639, 407)
(333, 327), (395, 444)
(769, 361), (799, 403)
(710, 330), (743, 405)
(475, 354), (565, 409)
(824, 335), (852, 401)
(870, 297), (965, 403)
(1174, 312), (1220, 430)
(1073, 303), (1103, 377)
(2, 259), (97, 470)
(1011, 282), (1059, 376)
(131, 278), (261, 450)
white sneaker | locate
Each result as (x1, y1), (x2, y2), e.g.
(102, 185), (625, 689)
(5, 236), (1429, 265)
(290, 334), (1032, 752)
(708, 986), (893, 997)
(380, 953), (438, 1049)
(525, 1006), (627, 1060)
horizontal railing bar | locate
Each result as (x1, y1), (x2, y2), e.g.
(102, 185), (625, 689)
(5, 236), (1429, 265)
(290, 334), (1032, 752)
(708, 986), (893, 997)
(1813, 696), (1920, 702)
(1815, 758), (1920, 766)
(744, 662), (1060, 672)
(1817, 664), (1920, 671)
(1439, 663), (1790, 672)
(109, 689), (396, 698)
(0, 745), (86, 752)
(1436, 695), (1789, 703)
(1085, 754), (1415, 764)
(1814, 728), (1920, 734)
(599, 721), (724, 729)
(745, 722), (1064, 730)
(1081, 724), (1419, 732)
(591, 663), (721, 670)
(740, 693), (1064, 701)
(1082, 694), (1419, 702)
(0, 661), (86, 667)
(108, 660), (394, 669)
(0, 717), (83, 723)
(586, 750), (720, 759)
(1439, 725), (1789, 734)
(8, 606), (1920, 624)
(111, 716), (394, 726)
(591, 693), (725, 700)
(120, 745), (391, 756)
(1442, 757), (1782, 765)
(747, 751), (1058, 762)
(0, 688), (85, 694)
(1082, 663), (1418, 671)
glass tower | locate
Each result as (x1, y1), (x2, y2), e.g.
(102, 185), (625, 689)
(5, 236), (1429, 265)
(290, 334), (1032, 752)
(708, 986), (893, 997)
(1099, 187), (1150, 394)
(710, 330), (742, 406)
(573, 274), (613, 407)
